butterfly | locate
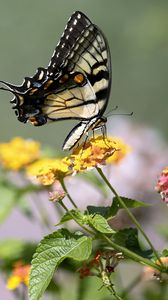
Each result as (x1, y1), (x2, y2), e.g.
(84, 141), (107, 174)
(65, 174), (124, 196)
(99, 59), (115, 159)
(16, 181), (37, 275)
(0, 11), (111, 150)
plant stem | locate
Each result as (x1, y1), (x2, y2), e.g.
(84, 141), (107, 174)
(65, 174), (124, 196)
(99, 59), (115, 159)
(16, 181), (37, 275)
(61, 178), (78, 208)
(59, 200), (95, 236)
(102, 234), (162, 271)
(109, 284), (123, 300)
(96, 167), (163, 266)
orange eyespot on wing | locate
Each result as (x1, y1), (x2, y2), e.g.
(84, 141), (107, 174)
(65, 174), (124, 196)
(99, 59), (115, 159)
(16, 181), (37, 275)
(29, 88), (38, 95)
(74, 73), (85, 84)
(29, 117), (39, 126)
(59, 74), (69, 84)
(44, 80), (53, 90)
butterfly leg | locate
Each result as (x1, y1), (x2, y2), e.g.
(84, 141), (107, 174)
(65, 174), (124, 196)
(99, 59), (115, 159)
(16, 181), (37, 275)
(101, 124), (110, 148)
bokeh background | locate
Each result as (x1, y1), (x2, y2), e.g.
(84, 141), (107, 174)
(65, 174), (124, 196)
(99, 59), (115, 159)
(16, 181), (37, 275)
(0, 1), (168, 299)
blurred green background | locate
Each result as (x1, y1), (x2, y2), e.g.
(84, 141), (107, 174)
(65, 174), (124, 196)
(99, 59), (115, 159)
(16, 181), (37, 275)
(0, 0), (168, 149)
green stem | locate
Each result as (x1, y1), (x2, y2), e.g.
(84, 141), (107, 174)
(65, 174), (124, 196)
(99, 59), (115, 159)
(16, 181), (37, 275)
(59, 200), (95, 236)
(96, 167), (163, 267)
(102, 234), (162, 272)
(110, 284), (123, 300)
(60, 178), (78, 208)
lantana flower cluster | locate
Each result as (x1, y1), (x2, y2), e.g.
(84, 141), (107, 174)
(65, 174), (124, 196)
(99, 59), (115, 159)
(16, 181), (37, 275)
(155, 167), (168, 205)
(0, 137), (40, 170)
(6, 261), (30, 290)
(0, 136), (129, 186)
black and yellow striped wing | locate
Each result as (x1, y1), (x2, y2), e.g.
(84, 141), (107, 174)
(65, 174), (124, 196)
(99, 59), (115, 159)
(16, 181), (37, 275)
(0, 11), (112, 150)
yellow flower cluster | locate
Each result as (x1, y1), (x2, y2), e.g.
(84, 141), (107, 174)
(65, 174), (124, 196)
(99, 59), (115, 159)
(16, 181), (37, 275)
(0, 135), (130, 186)
(26, 157), (71, 185)
(6, 261), (30, 290)
(0, 137), (40, 170)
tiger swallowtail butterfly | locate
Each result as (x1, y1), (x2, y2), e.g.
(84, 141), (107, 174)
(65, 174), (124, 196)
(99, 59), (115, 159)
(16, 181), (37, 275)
(0, 11), (111, 150)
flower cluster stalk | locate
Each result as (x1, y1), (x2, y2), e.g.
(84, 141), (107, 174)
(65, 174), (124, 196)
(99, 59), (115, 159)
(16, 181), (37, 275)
(96, 167), (163, 267)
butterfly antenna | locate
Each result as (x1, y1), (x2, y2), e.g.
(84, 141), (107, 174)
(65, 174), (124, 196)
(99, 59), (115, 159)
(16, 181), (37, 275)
(111, 111), (133, 116)
(106, 105), (118, 116)
(106, 105), (133, 117)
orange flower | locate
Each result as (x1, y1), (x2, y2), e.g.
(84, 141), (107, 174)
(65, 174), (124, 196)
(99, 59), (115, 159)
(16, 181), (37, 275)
(6, 261), (31, 290)
(70, 136), (129, 173)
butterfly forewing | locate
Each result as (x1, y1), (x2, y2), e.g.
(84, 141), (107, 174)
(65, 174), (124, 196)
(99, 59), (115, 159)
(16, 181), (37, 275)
(42, 12), (111, 123)
(0, 11), (112, 150)
(47, 12), (91, 76)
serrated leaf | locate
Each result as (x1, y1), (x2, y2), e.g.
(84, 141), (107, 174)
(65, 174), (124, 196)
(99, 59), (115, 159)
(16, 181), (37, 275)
(87, 206), (109, 218)
(29, 229), (92, 300)
(87, 214), (115, 234)
(57, 210), (84, 225)
(108, 197), (148, 218)
(87, 197), (148, 220)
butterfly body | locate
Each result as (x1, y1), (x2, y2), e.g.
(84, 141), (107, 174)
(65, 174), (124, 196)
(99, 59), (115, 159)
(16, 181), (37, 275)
(0, 11), (111, 150)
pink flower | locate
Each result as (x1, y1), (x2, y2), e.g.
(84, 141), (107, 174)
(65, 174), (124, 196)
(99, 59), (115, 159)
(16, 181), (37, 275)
(155, 167), (168, 205)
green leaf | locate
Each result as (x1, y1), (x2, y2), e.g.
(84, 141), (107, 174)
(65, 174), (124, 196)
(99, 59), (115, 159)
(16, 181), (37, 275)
(0, 185), (17, 223)
(113, 228), (152, 258)
(87, 206), (109, 218)
(87, 214), (115, 234)
(113, 228), (140, 250)
(29, 229), (92, 300)
(110, 197), (148, 217)
(87, 197), (148, 220)
(57, 210), (84, 225)
(162, 249), (168, 257)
